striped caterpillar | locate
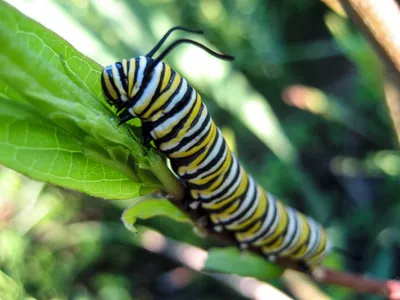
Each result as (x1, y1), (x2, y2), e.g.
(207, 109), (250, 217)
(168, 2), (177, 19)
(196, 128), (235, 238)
(101, 26), (329, 269)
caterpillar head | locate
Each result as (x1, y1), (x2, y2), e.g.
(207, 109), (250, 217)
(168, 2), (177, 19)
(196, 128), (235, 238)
(101, 60), (131, 113)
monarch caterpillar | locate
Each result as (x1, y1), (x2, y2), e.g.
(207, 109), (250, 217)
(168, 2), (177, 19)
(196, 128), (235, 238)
(101, 26), (330, 269)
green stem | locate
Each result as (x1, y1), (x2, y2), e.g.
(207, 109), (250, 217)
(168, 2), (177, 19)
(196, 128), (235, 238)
(150, 158), (185, 201)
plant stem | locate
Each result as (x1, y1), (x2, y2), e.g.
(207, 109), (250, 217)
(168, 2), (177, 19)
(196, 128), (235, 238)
(150, 157), (185, 201)
(337, 0), (400, 145)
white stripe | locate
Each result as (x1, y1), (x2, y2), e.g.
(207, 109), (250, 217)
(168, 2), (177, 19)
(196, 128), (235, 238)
(178, 131), (225, 177)
(279, 210), (302, 255)
(270, 208), (297, 254)
(111, 63), (129, 101)
(252, 193), (279, 243)
(162, 112), (211, 153)
(163, 78), (189, 114)
(225, 180), (260, 229)
(200, 156), (239, 200)
(136, 56), (147, 90)
(249, 194), (281, 245)
(127, 57), (147, 115)
(303, 218), (319, 258)
(152, 89), (195, 140)
(149, 80), (188, 137)
(201, 158), (242, 204)
(221, 176), (257, 224)
(134, 62), (163, 113)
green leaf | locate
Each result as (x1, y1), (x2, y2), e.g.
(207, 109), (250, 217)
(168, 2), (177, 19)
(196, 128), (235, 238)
(0, 271), (25, 300)
(122, 199), (191, 233)
(0, 1), (183, 199)
(0, 97), (142, 199)
(205, 247), (283, 281)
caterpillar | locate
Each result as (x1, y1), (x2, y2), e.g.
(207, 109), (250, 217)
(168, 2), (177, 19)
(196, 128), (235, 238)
(101, 26), (330, 269)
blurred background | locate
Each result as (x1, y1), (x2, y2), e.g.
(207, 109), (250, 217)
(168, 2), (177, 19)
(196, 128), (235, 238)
(1, 0), (400, 299)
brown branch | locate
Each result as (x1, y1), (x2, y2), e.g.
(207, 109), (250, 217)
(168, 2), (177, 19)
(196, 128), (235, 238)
(338, 0), (400, 73)
(336, 0), (400, 144)
(313, 268), (400, 299)
(321, 0), (346, 17)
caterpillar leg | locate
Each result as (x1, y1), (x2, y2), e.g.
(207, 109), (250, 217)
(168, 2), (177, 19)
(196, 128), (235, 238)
(180, 180), (201, 211)
(208, 213), (225, 232)
(297, 261), (312, 274)
(118, 110), (135, 125)
(141, 127), (154, 147)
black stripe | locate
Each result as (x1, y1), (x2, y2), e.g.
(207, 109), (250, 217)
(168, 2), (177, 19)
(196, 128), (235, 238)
(233, 192), (274, 235)
(170, 144), (207, 171)
(116, 61), (128, 93)
(146, 72), (180, 120)
(104, 65), (122, 100)
(195, 128), (226, 167)
(101, 72), (116, 105)
(179, 137), (227, 180)
(261, 208), (291, 249)
(139, 63), (166, 117)
(278, 212), (299, 254)
(133, 58), (139, 96)
(126, 59), (131, 97)
(186, 149), (233, 191)
(291, 221), (311, 256)
(153, 91), (198, 145)
(148, 78), (188, 129)
(164, 107), (209, 156)
(206, 178), (252, 216)
(309, 229), (325, 257)
(251, 195), (278, 236)
(216, 180), (255, 221)
(125, 57), (152, 112)
(163, 107), (210, 155)
(200, 159), (241, 203)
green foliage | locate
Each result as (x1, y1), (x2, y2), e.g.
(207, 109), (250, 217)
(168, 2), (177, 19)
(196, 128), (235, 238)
(122, 199), (192, 234)
(0, 271), (25, 300)
(0, 1), (179, 200)
(205, 247), (284, 281)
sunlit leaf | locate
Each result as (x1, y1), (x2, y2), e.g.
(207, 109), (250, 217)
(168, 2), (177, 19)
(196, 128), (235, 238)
(122, 199), (191, 233)
(0, 1), (183, 199)
(0, 271), (25, 300)
(205, 247), (284, 281)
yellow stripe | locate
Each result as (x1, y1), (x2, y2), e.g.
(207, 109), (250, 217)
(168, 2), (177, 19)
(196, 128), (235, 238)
(281, 214), (309, 258)
(221, 184), (266, 230)
(198, 169), (244, 205)
(169, 117), (215, 158)
(254, 201), (288, 246)
(208, 200), (241, 224)
(103, 70), (118, 100)
(142, 73), (182, 120)
(210, 213), (220, 224)
(188, 150), (233, 186)
(135, 71), (163, 115)
(261, 236), (285, 253)
(161, 64), (172, 92)
(201, 170), (249, 211)
(128, 58), (136, 98)
(307, 227), (327, 262)
(111, 64), (125, 95)
(176, 121), (218, 178)
(122, 59), (128, 76)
